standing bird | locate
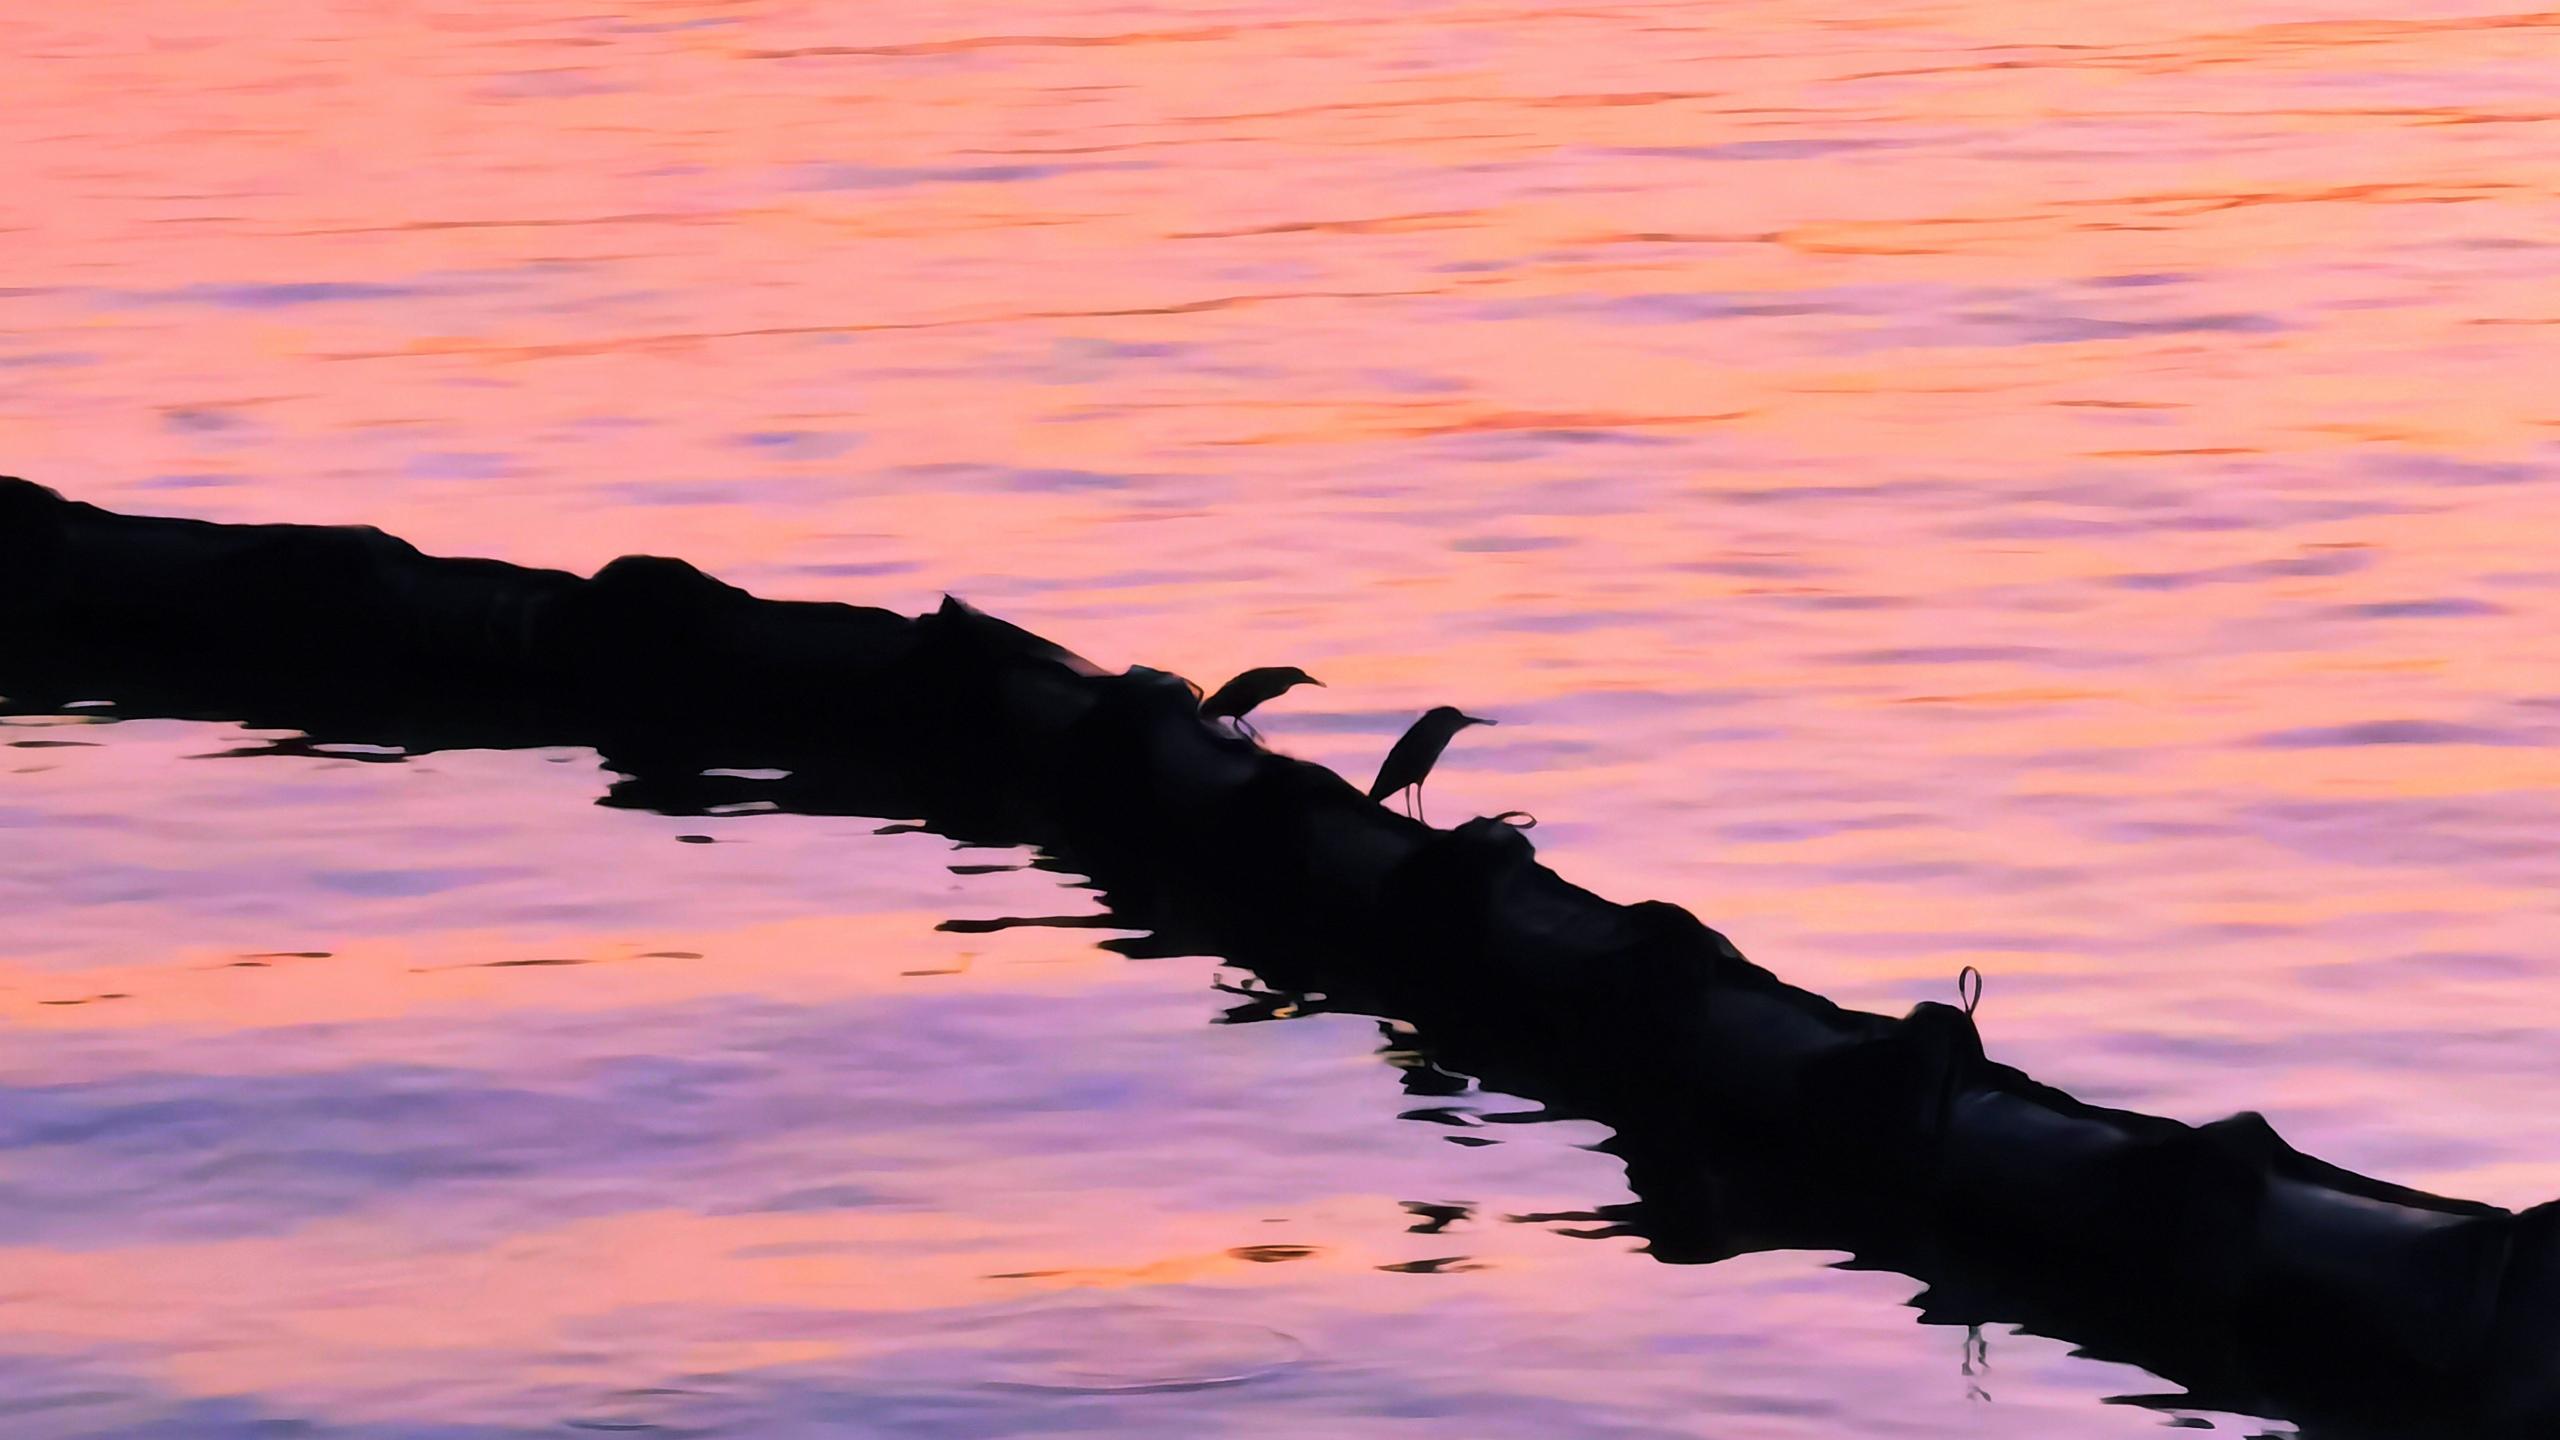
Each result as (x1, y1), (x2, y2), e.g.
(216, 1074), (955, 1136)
(1368, 706), (1496, 824)
(1199, 665), (1324, 740)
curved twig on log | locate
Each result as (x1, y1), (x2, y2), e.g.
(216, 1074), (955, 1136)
(4, 476), (2553, 1435)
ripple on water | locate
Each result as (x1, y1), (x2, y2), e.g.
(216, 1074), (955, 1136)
(959, 1303), (1306, 1395)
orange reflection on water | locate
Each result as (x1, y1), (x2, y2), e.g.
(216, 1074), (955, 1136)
(4, 0), (2560, 1435)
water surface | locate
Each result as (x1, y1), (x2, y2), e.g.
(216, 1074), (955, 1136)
(6, 1), (2560, 1435)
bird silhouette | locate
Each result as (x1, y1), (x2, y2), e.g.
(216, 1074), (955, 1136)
(1199, 665), (1324, 739)
(1368, 705), (1495, 824)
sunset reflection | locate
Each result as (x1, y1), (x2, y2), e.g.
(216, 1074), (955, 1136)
(4, 0), (2557, 1434)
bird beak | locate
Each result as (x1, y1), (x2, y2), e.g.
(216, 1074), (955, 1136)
(1311, 677), (1328, 687)
(1465, 714), (1497, 727)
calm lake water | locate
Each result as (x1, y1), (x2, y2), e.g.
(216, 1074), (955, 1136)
(7, 1), (2560, 1435)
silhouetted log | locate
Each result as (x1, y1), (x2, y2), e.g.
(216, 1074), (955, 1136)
(4, 474), (2554, 1432)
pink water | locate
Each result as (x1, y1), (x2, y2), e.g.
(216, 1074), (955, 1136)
(5, 2), (2559, 1435)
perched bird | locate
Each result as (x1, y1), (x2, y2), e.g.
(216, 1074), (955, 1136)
(1368, 706), (1495, 824)
(1199, 665), (1325, 739)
